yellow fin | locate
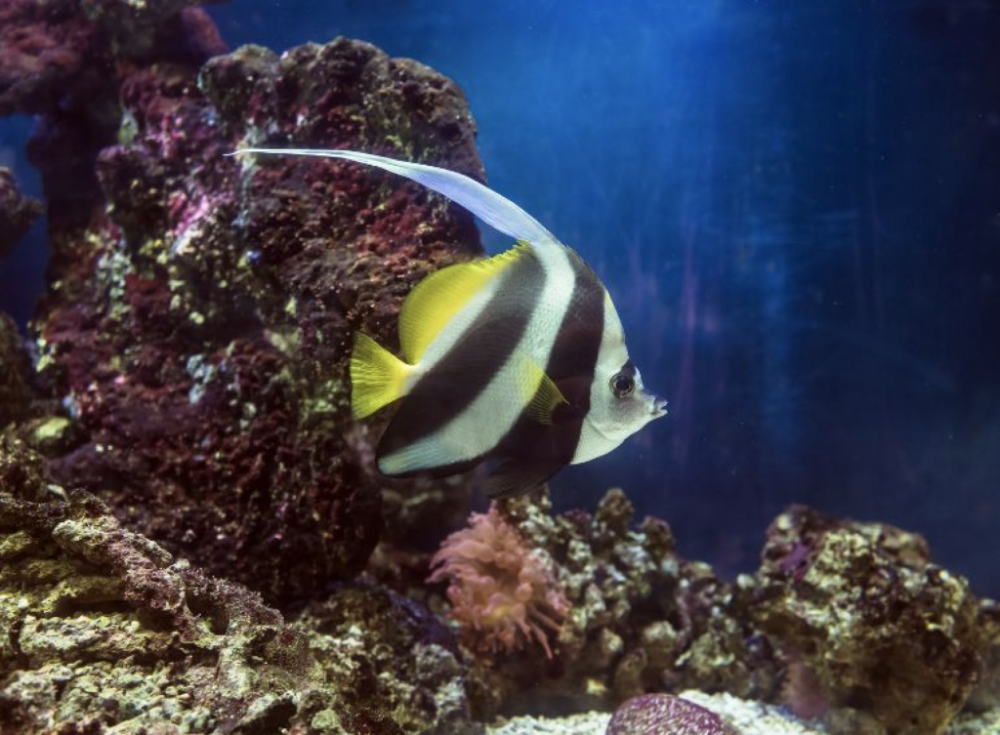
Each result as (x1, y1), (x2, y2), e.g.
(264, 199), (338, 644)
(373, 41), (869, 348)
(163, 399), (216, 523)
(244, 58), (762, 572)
(519, 353), (569, 425)
(399, 242), (531, 363)
(350, 332), (413, 419)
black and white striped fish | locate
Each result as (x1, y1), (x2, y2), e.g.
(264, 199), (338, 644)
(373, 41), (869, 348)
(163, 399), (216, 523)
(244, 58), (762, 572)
(233, 148), (667, 498)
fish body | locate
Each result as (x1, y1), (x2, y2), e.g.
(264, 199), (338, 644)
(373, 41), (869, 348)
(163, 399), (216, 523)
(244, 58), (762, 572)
(233, 148), (667, 497)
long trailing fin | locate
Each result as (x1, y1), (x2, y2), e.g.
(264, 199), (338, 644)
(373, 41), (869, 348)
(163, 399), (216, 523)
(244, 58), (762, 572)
(229, 148), (560, 248)
(350, 332), (413, 419)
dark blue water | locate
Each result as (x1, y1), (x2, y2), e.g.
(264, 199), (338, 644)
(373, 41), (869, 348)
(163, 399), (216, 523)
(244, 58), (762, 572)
(3, 0), (999, 593)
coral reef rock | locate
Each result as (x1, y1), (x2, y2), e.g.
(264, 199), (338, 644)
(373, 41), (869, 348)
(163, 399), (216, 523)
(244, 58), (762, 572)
(7, 0), (482, 605)
(606, 693), (737, 735)
(486, 695), (1000, 735)
(944, 706), (1000, 735)
(741, 505), (995, 735)
(0, 309), (70, 455)
(486, 712), (610, 735)
(443, 490), (781, 718)
(296, 583), (479, 735)
(0, 167), (42, 258)
(0, 441), (480, 735)
(679, 690), (831, 735)
(0, 314), (36, 430)
(0, 0), (224, 117)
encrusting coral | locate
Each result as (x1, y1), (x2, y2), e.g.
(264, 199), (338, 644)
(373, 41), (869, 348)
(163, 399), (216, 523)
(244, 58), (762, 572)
(429, 504), (570, 659)
(427, 492), (1000, 735)
(0, 439), (481, 735)
(740, 505), (998, 735)
(430, 489), (780, 719)
(1, 0), (483, 606)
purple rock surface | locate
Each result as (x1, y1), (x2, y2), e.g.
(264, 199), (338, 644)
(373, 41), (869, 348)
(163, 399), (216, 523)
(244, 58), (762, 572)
(1, 0), (484, 605)
(742, 505), (998, 735)
(606, 693), (735, 735)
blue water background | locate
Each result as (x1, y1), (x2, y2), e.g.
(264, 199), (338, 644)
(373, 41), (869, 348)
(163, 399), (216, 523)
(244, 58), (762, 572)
(2, 0), (998, 592)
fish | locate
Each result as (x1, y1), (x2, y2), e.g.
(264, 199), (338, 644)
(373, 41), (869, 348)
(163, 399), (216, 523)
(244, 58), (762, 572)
(231, 147), (667, 498)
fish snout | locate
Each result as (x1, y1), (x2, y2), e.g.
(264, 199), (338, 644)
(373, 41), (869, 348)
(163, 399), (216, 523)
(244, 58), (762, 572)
(647, 392), (668, 419)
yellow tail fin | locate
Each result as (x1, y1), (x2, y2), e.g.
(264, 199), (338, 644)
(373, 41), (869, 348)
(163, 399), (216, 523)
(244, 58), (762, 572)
(350, 332), (413, 419)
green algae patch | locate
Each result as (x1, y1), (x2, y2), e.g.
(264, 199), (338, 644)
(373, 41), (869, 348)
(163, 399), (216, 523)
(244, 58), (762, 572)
(0, 439), (478, 735)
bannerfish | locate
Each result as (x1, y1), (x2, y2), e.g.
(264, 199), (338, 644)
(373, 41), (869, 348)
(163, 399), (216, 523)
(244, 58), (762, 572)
(232, 148), (667, 498)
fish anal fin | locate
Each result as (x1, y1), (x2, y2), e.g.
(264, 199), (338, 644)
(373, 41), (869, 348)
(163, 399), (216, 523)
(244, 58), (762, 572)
(399, 242), (531, 363)
(350, 332), (413, 419)
(518, 353), (570, 425)
(484, 460), (563, 500)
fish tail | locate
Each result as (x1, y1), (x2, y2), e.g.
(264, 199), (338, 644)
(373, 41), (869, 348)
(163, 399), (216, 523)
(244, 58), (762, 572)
(350, 332), (414, 419)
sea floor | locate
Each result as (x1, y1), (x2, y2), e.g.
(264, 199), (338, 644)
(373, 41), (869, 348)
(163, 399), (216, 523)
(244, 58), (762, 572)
(485, 691), (1000, 735)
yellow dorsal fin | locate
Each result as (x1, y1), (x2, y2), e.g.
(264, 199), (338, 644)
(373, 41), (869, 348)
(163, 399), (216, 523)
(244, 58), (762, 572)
(399, 241), (531, 364)
(519, 353), (570, 425)
(350, 332), (414, 419)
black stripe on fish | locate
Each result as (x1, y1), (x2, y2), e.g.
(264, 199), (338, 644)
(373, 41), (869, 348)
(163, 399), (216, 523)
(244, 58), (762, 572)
(375, 247), (547, 473)
(493, 247), (606, 474)
(545, 249), (605, 409)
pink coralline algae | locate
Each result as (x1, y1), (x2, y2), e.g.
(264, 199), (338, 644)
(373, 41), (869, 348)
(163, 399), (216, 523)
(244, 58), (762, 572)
(606, 694), (736, 735)
(429, 504), (570, 659)
(13, 12), (483, 604)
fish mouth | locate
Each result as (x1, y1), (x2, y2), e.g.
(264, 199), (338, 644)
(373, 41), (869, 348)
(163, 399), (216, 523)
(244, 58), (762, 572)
(648, 393), (668, 419)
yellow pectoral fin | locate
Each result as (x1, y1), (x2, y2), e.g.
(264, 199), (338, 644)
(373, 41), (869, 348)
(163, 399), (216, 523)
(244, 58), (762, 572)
(518, 353), (569, 425)
(398, 241), (532, 364)
(350, 332), (414, 419)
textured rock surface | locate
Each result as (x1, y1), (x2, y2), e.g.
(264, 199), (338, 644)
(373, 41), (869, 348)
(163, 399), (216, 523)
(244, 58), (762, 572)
(679, 691), (825, 735)
(9, 0), (482, 604)
(436, 496), (999, 732)
(944, 707), (1000, 735)
(441, 490), (780, 718)
(741, 505), (995, 735)
(0, 314), (36, 430)
(606, 693), (736, 735)
(296, 583), (478, 735)
(0, 0), (224, 117)
(484, 697), (1000, 735)
(0, 441), (480, 735)
(0, 167), (42, 259)
(486, 712), (610, 735)
(966, 601), (1000, 712)
(0, 0), (101, 117)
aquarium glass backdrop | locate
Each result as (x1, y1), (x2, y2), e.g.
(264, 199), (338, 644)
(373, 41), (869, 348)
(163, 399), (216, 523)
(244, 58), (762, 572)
(2, 0), (999, 595)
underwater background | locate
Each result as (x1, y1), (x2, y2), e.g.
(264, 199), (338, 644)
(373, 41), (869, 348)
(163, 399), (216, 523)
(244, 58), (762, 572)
(5, 0), (998, 593)
(2, 2), (1000, 734)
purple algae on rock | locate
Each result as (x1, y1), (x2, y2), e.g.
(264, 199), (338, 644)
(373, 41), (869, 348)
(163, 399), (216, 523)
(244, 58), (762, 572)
(606, 693), (736, 735)
(10, 0), (483, 605)
(451, 489), (781, 719)
(740, 504), (996, 735)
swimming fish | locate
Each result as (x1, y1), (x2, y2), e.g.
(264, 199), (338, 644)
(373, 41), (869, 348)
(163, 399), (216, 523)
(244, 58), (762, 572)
(232, 147), (667, 498)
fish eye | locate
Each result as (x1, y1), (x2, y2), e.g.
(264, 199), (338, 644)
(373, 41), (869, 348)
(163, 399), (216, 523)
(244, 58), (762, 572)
(610, 372), (635, 399)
